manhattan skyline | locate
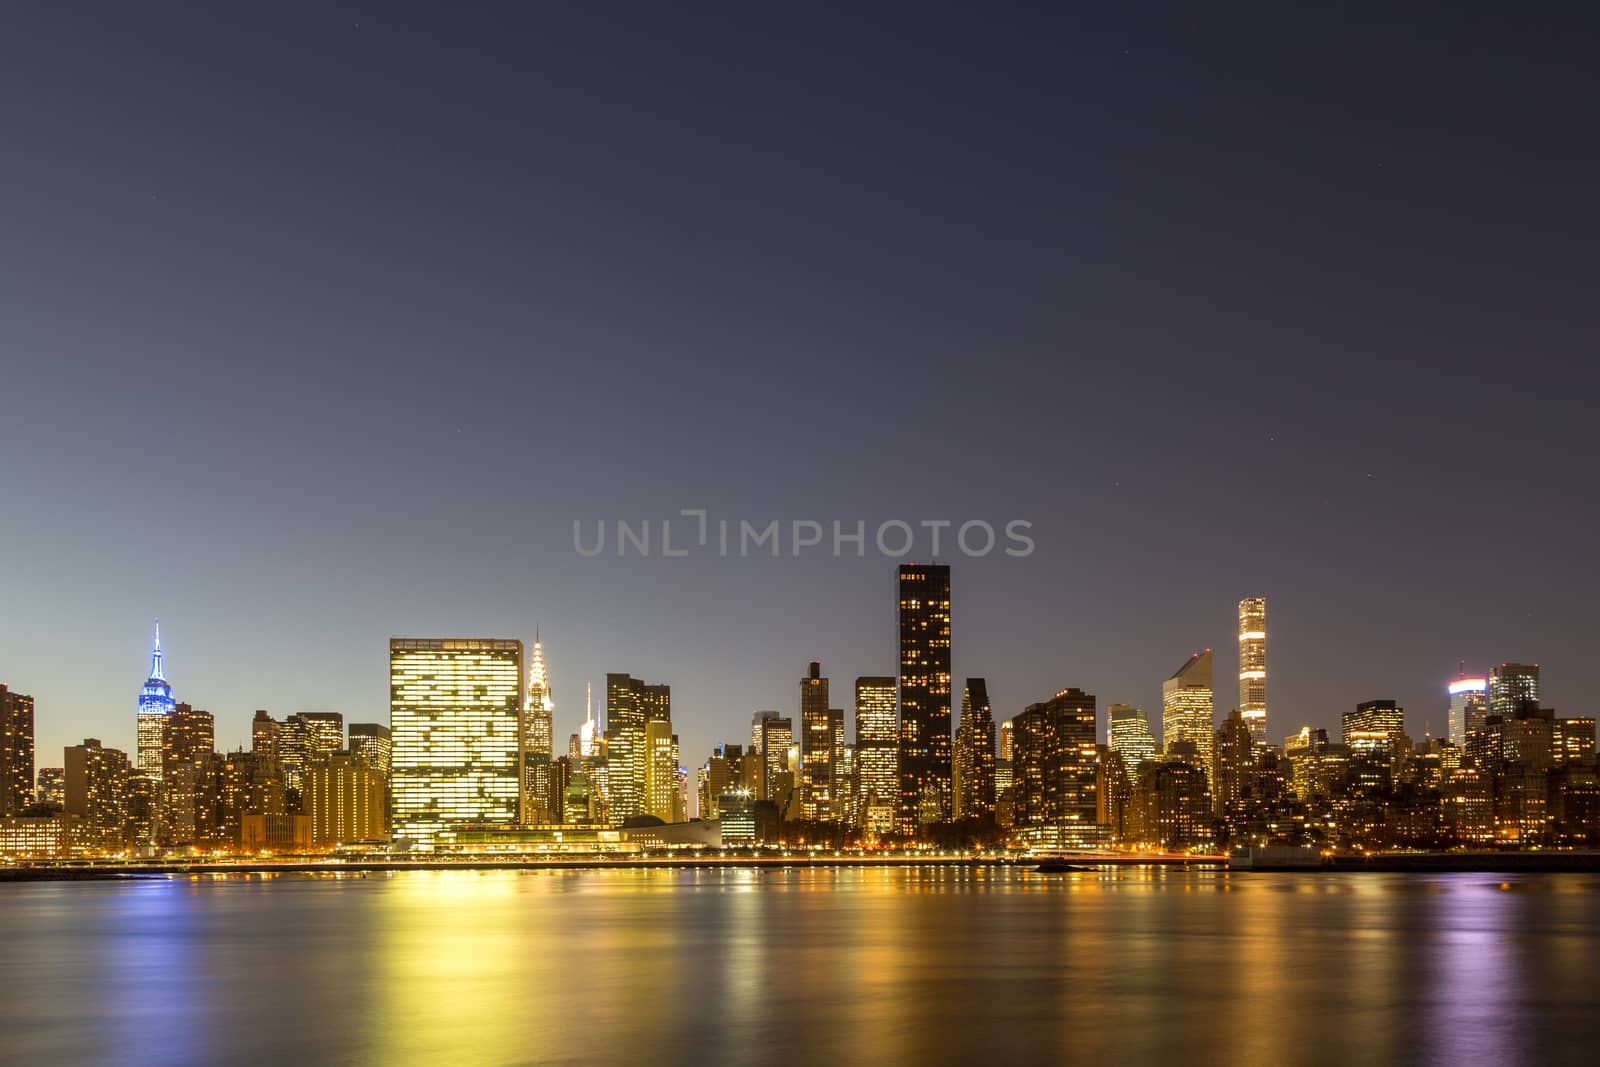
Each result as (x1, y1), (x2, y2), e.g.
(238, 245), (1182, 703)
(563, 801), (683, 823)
(4, 5), (1598, 775)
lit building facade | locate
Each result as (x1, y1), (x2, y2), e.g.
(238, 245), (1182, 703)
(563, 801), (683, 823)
(1162, 650), (1215, 784)
(36, 766), (65, 808)
(1212, 709), (1254, 817)
(390, 638), (523, 846)
(65, 738), (130, 853)
(0, 683), (34, 816)
(1342, 699), (1405, 748)
(1237, 597), (1267, 743)
(645, 718), (679, 822)
(605, 673), (670, 826)
(136, 621), (175, 782)
(522, 636), (555, 824)
(953, 678), (996, 820)
(799, 661), (833, 821)
(349, 722), (392, 777)
(897, 563), (952, 833)
(1011, 688), (1100, 847)
(1107, 704), (1157, 778)
(303, 752), (386, 846)
(1490, 663), (1540, 719)
(162, 702), (215, 844)
(855, 677), (898, 834)
(1447, 672), (1489, 746)
(761, 716), (795, 809)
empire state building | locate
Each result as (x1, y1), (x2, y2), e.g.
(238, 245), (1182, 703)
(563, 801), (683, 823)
(136, 621), (175, 781)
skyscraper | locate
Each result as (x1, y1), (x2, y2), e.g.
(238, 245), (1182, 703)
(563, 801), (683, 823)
(162, 702), (215, 845)
(297, 713), (345, 754)
(136, 621), (175, 782)
(278, 712), (343, 792)
(1107, 703), (1157, 777)
(251, 710), (282, 765)
(1490, 663), (1540, 718)
(1447, 669), (1489, 746)
(0, 683), (34, 816)
(605, 673), (670, 825)
(1238, 597), (1267, 743)
(953, 679), (997, 821)
(1343, 700), (1406, 747)
(64, 738), (130, 853)
(855, 677), (898, 835)
(751, 710), (779, 756)
(162, 703), (215, 774)
(348, 722), (392, 777)
(760, 716), (794, 806)
(898, 563), (952, 833)
(390, 638), (523, 846)
(1162, 650), (1215, 784)
(522, 635), (555, 824)
(799, 661), (833, 821)
(645, 718), (678, 821)
(1011, 688), (1099, 847)
(1212, 709), (1254, 817)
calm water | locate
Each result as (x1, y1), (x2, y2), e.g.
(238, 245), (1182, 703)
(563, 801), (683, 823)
(2, 867), (1597, 1066)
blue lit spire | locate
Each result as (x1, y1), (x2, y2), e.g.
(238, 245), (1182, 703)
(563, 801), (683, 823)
(139, 620), (175, 718)
(149, 619), (166, 682)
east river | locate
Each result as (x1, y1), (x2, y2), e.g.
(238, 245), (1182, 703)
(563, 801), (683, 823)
(3, 866), (1596, 1065)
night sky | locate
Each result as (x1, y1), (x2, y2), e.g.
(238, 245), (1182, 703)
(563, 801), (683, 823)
(4, 5), (1598, 778)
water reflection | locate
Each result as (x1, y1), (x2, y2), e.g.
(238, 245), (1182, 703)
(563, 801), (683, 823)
(1, 869), (1596, 1065)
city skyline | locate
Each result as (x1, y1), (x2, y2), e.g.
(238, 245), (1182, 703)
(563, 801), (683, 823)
(0, 582), (1574, 802)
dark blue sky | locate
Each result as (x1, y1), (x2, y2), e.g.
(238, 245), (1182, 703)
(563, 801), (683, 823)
(3, 4), (1597, 773)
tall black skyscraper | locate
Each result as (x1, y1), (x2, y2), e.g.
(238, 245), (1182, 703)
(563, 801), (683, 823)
(897, 563), (952, 832)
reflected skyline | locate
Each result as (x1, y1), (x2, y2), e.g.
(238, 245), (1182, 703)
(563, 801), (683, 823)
(3, 869), (1596, 1065)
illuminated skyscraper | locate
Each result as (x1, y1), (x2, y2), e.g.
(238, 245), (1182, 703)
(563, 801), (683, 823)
(522, 635), (555, 824)
(999, 720), (1014, 762)
(1238, 597), (1267, 743)
(1107, 703), (1157, 777)
(799, 661), (834, 820)
(1490, 663), (1540, 718)
(161, 702), (215, 844)
(1162, 650), (1215, 784)
(750, 710), (779, 757)
(1011, 688), (1099, 847)
(1343, 699), (1405, 748)
(297, 713), (345, 754)
(64, 738), (130, 853)
(761, 716), (794, 805)
(136, 621), (175, 782)
(251, 711), (281, 765)
(898, 563), (952, 833)
(645, 718), (678, 821)
(279, 712), (343, 792)
(1447, 669), (1489, 746)
(390, 638), (523, 846)
(855, 677), (898, 834)
(162, 703), (215, 774)
(0, 683), (34, 816)
(1212, 709), (1254, 817)
(953, 679), (997, 820)
(605, 673), (669, 825)
(348, 722), (392, 777)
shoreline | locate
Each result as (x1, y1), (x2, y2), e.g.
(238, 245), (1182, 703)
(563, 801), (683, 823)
(7, 851), (1600, 882)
